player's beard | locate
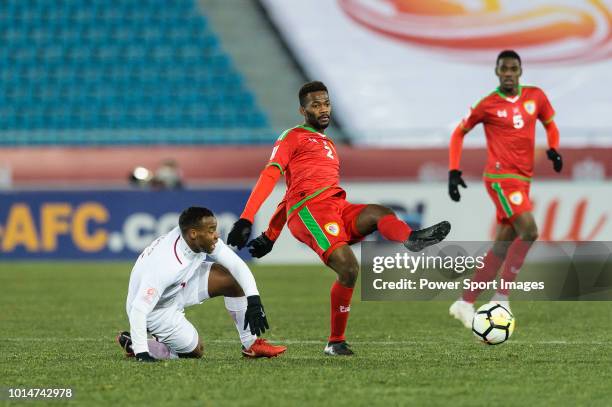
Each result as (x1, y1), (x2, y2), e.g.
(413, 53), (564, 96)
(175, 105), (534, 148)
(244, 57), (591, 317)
(306, 111), (329, 131)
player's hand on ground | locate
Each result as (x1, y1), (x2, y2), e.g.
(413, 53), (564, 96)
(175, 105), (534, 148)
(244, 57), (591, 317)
(135, 352), (157, 362)
(247, 233), (274, 258)
(244, 295), (269, 336)
(448, 170), (467, 201)
(227, 218), (252, 249)
(546, 149), (563, 172)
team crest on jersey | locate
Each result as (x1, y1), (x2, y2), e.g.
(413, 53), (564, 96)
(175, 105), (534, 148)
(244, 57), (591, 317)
(509, 191), (523, 205)
(324, 222), (340, 236)
(524, 100), (536, 115)
(143, 287), (158, 304)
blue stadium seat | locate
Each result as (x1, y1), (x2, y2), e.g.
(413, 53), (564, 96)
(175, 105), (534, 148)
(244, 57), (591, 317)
(0, 0), (271, 145)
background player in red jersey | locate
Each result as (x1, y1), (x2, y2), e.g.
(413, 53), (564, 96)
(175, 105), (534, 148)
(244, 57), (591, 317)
(448, 50), (563, 327)
(227, 81), (451, 356)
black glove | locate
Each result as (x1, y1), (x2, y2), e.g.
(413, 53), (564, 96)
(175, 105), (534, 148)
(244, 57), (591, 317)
(247, 233), (275, 258)
(448, 170), (467, 202)
(546, 148), (563, 173)
(244, 295), (269, 336)
(135, 352), (157, 362)
(227, 218), (252, 249)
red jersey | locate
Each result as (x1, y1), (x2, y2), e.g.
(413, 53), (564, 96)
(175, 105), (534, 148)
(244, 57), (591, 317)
(267, 124), (344, 218)
(460, 85), (555, 180)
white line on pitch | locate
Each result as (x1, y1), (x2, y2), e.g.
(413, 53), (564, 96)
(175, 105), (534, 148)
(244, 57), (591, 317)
(3, 338), (611, 346)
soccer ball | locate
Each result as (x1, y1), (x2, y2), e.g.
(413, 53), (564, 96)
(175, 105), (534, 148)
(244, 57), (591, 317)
(472, 303), (515, 345)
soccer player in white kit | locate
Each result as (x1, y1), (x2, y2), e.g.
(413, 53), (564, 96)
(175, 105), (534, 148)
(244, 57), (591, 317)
(116, 206), (287, 361)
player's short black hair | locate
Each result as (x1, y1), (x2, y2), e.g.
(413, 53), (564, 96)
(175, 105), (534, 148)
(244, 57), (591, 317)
(179, 207), (214, 233)
(496, 50), (521, 65)
(299, 81), (328, 107)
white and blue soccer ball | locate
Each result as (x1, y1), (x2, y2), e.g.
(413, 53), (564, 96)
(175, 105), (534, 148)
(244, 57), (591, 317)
(472, 303), (515, 345)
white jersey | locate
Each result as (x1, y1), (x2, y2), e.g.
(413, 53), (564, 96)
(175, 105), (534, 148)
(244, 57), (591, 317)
(125, 226), (260, 355)
(126, 226), (206, 316)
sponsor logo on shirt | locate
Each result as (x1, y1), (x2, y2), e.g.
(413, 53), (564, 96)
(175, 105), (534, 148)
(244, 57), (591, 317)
(324, 222), (340, 237)
(497, 110), (507, 118)
(524, 100), (536, 115)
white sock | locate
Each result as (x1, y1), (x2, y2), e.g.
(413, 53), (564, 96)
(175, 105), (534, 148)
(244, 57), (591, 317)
(147, 339), (179, 360)
(224, 296), (256, 349)
(456, 298), (474, 306)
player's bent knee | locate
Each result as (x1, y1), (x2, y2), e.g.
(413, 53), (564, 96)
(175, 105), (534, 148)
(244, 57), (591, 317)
(519, 225), (539, 242)
(367, 204), (393, 216)
(346, 267), (359, 286)
(193, 342), (204, 358)
(336, 263), (359, 287)
(491, 244), (510, 259)
(179, 342), (204, 359)
(519, 228), (538, 242)
(360, 204), (393, 226)
(326, 244), (360, 286)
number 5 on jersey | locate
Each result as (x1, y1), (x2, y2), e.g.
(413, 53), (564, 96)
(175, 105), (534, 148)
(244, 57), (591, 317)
(513, 113), (524, 129)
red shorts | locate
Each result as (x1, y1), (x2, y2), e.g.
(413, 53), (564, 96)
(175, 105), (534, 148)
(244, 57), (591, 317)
(287, 192), (367, 264)
(484, 178), (532, 224)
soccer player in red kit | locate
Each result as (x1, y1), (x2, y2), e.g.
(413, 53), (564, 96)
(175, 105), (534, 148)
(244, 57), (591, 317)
(227, 81), (451, 355)
(448, 50), (563, 327)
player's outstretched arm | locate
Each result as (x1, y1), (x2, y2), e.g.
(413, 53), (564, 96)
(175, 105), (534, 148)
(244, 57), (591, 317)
(228, 165), (282, 249)
(247, 199), (287, 258)
(543, 120), (562, 172)
(127, 274), (170, 362)
(448, 97), (485, 201)
(448, 125), (468, 201)
(128, 307), (157, 362)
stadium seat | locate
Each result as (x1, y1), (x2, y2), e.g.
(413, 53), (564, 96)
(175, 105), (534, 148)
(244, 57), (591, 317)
(0, 0), (271, 145)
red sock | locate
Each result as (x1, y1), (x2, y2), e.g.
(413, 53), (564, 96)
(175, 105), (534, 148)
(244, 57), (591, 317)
(377, 214), (412, 242)
(329, 281), (354, 343)
(497, 238), (532, 295)
(463, 250), (504, 303)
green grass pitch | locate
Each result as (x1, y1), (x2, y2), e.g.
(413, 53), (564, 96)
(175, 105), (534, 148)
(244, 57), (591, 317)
(1, 262), (611, 406)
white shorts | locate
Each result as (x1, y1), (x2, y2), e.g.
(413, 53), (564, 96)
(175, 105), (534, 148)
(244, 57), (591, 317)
(146, 262), (213, 353)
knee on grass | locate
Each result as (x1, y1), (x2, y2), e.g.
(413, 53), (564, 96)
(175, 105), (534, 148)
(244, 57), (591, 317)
(179, 342), (204, 359)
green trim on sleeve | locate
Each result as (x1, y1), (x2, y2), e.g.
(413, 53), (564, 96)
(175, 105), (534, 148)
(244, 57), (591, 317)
(267, 162), (284, 175)
(491, 182), (514, 218)
(484, 173), (532, 182)
(277, 126), (298, 141)
(543, 114), (556, 125)
(297, 207), (331, 251)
